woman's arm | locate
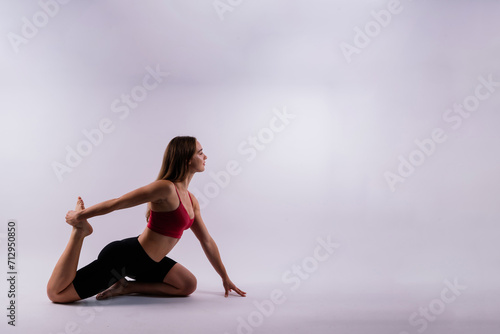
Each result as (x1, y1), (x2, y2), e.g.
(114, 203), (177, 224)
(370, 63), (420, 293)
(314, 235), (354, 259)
(66, 180), (171, 224)
(190, 196), (246, 297)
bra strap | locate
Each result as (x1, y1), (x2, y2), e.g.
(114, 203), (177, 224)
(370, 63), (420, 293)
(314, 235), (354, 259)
(173, 183), (181, 200)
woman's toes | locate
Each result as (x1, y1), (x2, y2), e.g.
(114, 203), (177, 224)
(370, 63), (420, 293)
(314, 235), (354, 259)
(75, 197), (85, 211)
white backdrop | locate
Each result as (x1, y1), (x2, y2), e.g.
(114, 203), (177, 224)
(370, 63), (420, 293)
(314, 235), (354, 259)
(1, 1), (499, 333)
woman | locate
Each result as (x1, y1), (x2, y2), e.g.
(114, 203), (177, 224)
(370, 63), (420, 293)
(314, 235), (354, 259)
(47, 136), (246, 303)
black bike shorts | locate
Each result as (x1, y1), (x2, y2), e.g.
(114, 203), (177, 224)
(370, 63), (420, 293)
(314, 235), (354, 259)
(72, 236), (177, 300)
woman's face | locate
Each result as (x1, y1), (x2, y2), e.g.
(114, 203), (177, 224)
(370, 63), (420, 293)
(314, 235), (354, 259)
(189, 140), (207, 172)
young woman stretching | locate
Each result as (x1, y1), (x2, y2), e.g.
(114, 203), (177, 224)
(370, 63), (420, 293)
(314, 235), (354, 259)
(47, 136), (246, 303)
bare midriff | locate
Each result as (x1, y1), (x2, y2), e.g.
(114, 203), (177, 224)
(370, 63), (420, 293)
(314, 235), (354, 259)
(138, 227), (180, 262)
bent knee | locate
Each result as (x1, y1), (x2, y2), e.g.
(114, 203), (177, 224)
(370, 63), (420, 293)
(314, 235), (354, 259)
(47, 291), (70, 304)
(47, 285), (81, 304)
(182, 276), (197, 296)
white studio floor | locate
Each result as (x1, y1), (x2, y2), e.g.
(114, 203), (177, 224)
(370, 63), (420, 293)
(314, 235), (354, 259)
(6, 280), (500, 334)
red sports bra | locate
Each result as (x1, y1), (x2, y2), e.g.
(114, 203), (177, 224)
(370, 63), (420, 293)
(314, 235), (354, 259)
(147, 185), (195, 238)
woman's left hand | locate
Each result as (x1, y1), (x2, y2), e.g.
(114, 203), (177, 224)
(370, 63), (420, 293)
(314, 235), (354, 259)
(223, 278), (246, 297)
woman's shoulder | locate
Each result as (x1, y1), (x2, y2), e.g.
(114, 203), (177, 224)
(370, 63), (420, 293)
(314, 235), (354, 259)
(149, 180), (176, 206)
(151, 179), (176, 196)
(155, 179), (174, 187)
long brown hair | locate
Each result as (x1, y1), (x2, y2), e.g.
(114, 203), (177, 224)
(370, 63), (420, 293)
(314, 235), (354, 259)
(146, 136), (197, 220)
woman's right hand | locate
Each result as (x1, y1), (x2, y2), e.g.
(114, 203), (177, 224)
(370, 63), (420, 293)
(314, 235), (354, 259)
(65, 210), (81, 226)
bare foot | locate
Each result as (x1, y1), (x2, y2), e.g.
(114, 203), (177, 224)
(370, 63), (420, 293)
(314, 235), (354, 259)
(96, 278), (129, 300)
(75, 196), (85, 211)
(72, 197), (93, 237)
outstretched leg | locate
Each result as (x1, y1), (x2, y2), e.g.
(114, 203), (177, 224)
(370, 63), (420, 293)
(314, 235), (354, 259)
(47, 197), (93, 303)
(96, 263), (197, 300)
